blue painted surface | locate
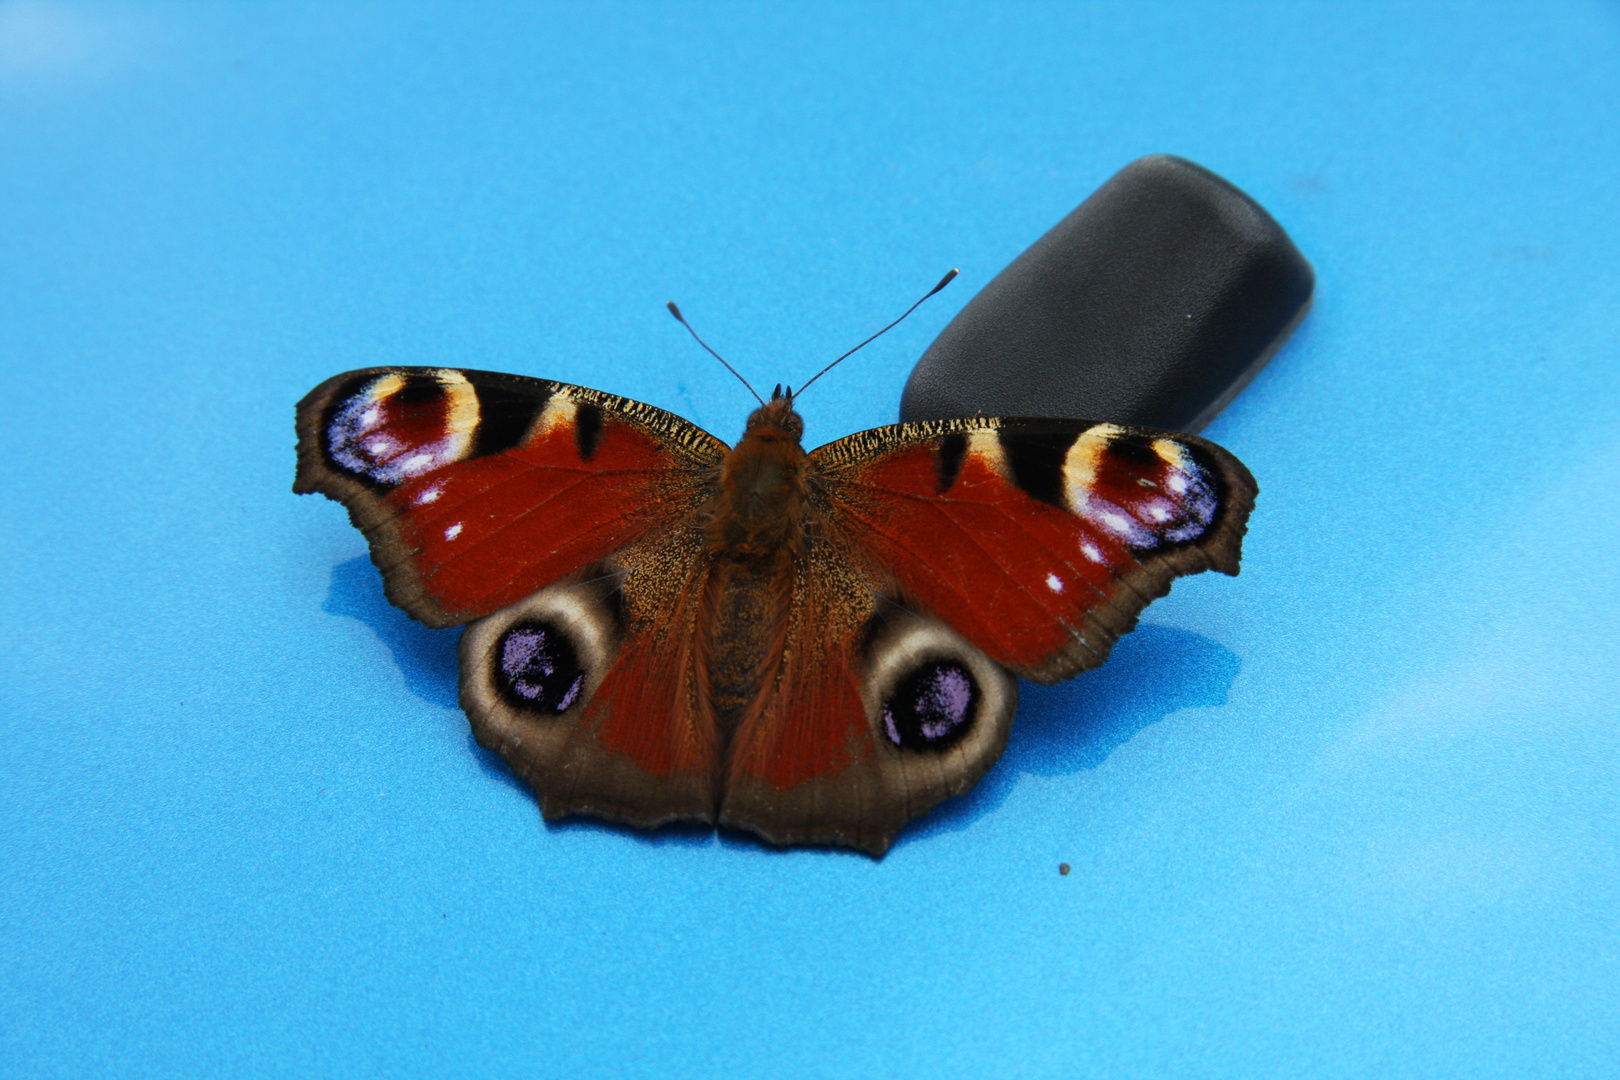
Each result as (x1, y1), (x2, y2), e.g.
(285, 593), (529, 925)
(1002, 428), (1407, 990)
(3, 2), (1618, 1076)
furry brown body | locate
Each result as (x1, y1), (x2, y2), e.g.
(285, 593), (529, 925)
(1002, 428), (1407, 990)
(699, 397), (811, 739)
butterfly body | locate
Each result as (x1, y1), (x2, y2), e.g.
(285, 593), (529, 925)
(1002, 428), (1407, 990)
(700, 399), (805, 736)
(296, 368), (1256, 854)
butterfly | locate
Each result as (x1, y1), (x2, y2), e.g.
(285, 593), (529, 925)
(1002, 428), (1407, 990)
(294, 300), (1256, 855)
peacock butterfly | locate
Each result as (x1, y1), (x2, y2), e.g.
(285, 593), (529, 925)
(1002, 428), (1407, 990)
(293, 288), (1257, 855)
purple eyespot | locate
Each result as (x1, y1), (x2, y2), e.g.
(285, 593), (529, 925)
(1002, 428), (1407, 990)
(494, 620), (585, 714)
(882, 661), (979, 752)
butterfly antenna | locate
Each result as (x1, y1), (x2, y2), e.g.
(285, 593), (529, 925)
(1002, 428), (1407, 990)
(666, 301), (765, 406)
(793, 268), (959, 399)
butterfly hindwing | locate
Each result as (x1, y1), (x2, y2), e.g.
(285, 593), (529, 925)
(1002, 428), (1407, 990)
(716, 541), (1019, 855)
(457, 548), (722, 830)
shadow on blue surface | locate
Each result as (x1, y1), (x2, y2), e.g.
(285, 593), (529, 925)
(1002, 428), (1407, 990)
(903, 624), (1241, 845)
(324, 555), (532, 801)
(327, 556), (1239, 852)
(325, 555), (461, 709)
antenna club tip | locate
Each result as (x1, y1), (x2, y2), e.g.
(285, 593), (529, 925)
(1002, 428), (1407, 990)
(666, 301), (683, 320)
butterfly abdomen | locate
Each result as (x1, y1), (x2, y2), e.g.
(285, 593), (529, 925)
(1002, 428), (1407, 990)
(699, 404), (811, 739)
(702, 560), (792, 739)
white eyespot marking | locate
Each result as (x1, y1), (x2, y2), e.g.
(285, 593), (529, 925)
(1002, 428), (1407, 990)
(1148, 503), (1173, 522)
(1083, 499), (1156, 549)
(414, 483), (444, 505)
(1166, 472), (1188, 495)
(444, 522), (463, 541)
(1081, 541), (1104, 563)
(327, 370), (480, 485)
(1045, 573), (1064, 594)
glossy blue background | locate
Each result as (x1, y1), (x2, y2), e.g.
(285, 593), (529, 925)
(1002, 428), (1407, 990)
(4, 2), (1618, 1076)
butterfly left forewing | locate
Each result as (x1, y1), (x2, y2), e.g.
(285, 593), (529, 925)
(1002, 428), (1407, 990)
(294, 366), (727, 626)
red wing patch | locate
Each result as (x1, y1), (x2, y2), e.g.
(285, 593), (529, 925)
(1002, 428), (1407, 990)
(585, 557), (720, 782)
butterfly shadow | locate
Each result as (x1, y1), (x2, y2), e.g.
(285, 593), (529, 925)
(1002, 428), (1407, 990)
(325, 555), (462, 708)
(899, 623), (1242, 847)
(325, 555), (538, 800)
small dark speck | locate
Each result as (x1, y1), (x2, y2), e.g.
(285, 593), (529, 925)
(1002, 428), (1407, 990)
(1058, 863), (1071, 876)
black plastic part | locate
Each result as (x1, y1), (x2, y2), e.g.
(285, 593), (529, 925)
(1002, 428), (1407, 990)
(899, 155), (1313, 432)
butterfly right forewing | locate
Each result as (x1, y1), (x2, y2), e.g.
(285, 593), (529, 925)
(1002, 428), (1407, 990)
(810, 417), (1257, 682)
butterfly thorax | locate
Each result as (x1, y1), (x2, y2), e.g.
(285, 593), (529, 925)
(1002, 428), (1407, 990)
(702, 400), (810, 563)
(701, 399), (811, 737)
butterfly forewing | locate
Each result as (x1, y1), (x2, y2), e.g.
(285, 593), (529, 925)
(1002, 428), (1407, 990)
(294, 367), (727, 625)
(809, 418), (1257, 682)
